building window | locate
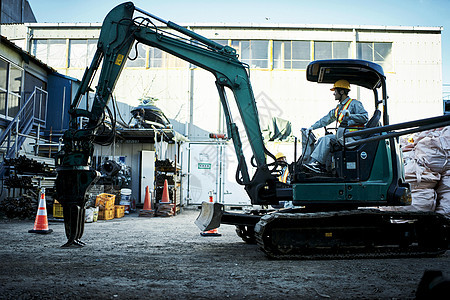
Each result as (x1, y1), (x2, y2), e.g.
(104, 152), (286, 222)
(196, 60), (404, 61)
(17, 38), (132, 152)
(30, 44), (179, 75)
(232, 40), (269, 68)
(0, 59), (7, 116)
(314, 41), (351, 60)
(0, 58), (22, 118)
(8, 65), (22, 117)
(163, 52), (187, 68)
(274, 41), (310, 70)
(124, 43), (183, 68)
(31, 39), (67, 68)
(149, 47), (163, 68)
(31, 40), (47, 64)
(357, 42), (392, 71)
(69, 39), (97, 68)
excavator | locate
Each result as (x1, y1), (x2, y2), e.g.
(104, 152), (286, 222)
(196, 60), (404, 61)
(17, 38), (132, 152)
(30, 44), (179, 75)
(55, 2), (450, 257)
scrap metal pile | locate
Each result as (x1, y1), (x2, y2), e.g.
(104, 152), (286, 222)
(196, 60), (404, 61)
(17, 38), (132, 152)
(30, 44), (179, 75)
(0, 195), (37, 219)
(4, 155), (56, 176)
(97, 159), (131, 188)
(1, 155), (56, 219)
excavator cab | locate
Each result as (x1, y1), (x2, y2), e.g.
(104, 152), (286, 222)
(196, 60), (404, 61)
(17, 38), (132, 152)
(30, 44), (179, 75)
(292, 59), (410, 208)
(198, 59), (450, 259)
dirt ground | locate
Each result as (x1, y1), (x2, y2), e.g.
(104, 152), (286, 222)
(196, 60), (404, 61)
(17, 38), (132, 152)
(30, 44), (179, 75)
(0, 208), (448, 300)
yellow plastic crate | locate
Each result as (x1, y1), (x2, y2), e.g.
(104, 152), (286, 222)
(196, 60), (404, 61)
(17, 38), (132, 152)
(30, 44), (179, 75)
(115, 205), (125, 218)
(95, 193), (115, 209)
(53, 200), (64, 218)
(98, 208), (114, 220)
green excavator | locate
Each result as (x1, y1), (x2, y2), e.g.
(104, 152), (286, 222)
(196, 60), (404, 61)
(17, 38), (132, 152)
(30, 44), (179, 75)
(55, 2), (450, 258)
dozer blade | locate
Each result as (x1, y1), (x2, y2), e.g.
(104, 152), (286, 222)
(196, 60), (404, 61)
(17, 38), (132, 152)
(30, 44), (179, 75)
(195, 202), (224, 231)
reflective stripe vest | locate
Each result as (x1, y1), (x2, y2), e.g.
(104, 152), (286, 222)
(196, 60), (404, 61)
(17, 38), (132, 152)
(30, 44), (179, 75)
(278, 166), (289, 183)
(334, 99), (364, 132)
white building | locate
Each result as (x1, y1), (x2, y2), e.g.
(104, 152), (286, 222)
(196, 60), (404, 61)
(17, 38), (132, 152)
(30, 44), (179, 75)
(1, 22), (443, 206)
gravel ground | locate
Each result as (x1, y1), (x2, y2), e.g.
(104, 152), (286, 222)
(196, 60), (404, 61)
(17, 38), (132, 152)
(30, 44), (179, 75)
(0, 208), (448, 299)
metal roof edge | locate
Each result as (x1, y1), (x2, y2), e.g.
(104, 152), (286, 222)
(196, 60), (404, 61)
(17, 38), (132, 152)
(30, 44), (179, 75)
(185, 23), (443, 32)
(22, 22), (442, 32)
(0, 35), (56, 73)
(24, 22), (102, 27)
(49, 72), (80, 83)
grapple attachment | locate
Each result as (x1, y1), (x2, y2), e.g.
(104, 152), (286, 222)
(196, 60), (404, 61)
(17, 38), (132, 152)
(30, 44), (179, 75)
(195, 202), (224, 231)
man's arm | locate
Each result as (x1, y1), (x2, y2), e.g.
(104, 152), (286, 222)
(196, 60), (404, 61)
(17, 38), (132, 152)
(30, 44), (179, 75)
(346, 100), (368, 126)
(311, 108), (336, 130)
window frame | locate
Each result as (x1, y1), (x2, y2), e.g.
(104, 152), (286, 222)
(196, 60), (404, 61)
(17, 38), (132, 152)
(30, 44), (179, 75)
(231, 40), (270, 69)
(0, 56), (23, 118)
(68, 39), (98, 68)
(314, 41), (351, 60)
(273, 40), (311, 70)
(357, 42), (393, 71)
(31, 39), (67, 68)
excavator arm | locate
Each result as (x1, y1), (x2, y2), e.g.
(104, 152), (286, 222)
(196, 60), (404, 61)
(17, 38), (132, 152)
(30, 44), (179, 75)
(55, 2), (280, 247)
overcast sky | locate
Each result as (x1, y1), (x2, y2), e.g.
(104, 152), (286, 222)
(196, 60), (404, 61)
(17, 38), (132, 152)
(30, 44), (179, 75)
(28, 0), (450, 85)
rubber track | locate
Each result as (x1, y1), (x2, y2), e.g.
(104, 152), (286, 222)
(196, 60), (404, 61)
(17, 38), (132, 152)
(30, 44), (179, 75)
(254, 209), (449, 260)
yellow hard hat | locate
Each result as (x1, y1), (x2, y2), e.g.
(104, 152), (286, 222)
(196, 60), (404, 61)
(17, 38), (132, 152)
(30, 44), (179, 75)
(330, 79), (351, 91)
(275, 152), (285, 160)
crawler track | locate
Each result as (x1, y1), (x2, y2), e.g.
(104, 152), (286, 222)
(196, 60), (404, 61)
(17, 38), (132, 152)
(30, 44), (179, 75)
(254, 209), (450, 260)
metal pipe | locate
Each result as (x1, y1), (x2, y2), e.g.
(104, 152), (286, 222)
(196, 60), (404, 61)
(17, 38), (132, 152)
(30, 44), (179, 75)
(345, 120), (450, 147)
(294, 137), (297, 167)
(345, 114), (450, 139)
(134, 6), (169, 24)
(15, 119), (19, 157)
(381, 76), (388, 125)
(166, 21), (225, 51)
(135, 6), (225, 52)
(61, 86), (66, 130)
(35, 124), (40, 156)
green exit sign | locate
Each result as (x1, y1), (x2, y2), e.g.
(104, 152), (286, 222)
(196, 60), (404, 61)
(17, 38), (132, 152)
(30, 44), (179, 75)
(198, 163), (211, 169)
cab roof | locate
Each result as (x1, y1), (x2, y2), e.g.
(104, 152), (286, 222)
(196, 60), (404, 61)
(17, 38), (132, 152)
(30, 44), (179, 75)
(306, 59), (385, 90)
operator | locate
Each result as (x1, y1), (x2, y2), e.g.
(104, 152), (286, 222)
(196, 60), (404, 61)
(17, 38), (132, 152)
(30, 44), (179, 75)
(275, 152), (296, 209)
(304, 79), (368, 173)
(275, 152), (289, 184)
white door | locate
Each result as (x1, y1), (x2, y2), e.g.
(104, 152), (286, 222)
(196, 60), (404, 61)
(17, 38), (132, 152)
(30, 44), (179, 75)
(184, 142), (250, 206)
(185, 143), (218, 205)
(140, 150), (155, 204)
(221, 142), (252, 206)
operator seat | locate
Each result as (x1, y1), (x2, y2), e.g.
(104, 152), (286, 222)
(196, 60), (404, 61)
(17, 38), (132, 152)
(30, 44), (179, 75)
(296, 109), (382, 182)
(330, 109), (381, 152)
(333, 109), (382, 181)
(360, 109), (381, 138)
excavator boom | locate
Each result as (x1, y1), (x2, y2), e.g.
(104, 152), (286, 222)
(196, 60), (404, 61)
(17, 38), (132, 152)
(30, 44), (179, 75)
(55, 2), (279, 247)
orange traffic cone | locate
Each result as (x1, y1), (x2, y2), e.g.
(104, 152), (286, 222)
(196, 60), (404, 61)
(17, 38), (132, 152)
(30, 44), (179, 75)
(156, 179), (174, 217)
(139, 186), (154, 217)
(29, 188), (53, 234)
(201, 191), (221, 237)
(161, 179), (170, 203)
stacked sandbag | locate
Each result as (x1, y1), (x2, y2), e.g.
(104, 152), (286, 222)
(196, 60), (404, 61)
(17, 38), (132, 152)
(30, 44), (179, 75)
(399, 126), (450, 217)
(404, 159), (440, 211)
(435, 174), (450, 216)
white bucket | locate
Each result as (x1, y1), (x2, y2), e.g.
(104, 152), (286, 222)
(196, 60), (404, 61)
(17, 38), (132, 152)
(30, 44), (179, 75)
(85, 207), (95, 223)
(120, 188), (132, 213)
